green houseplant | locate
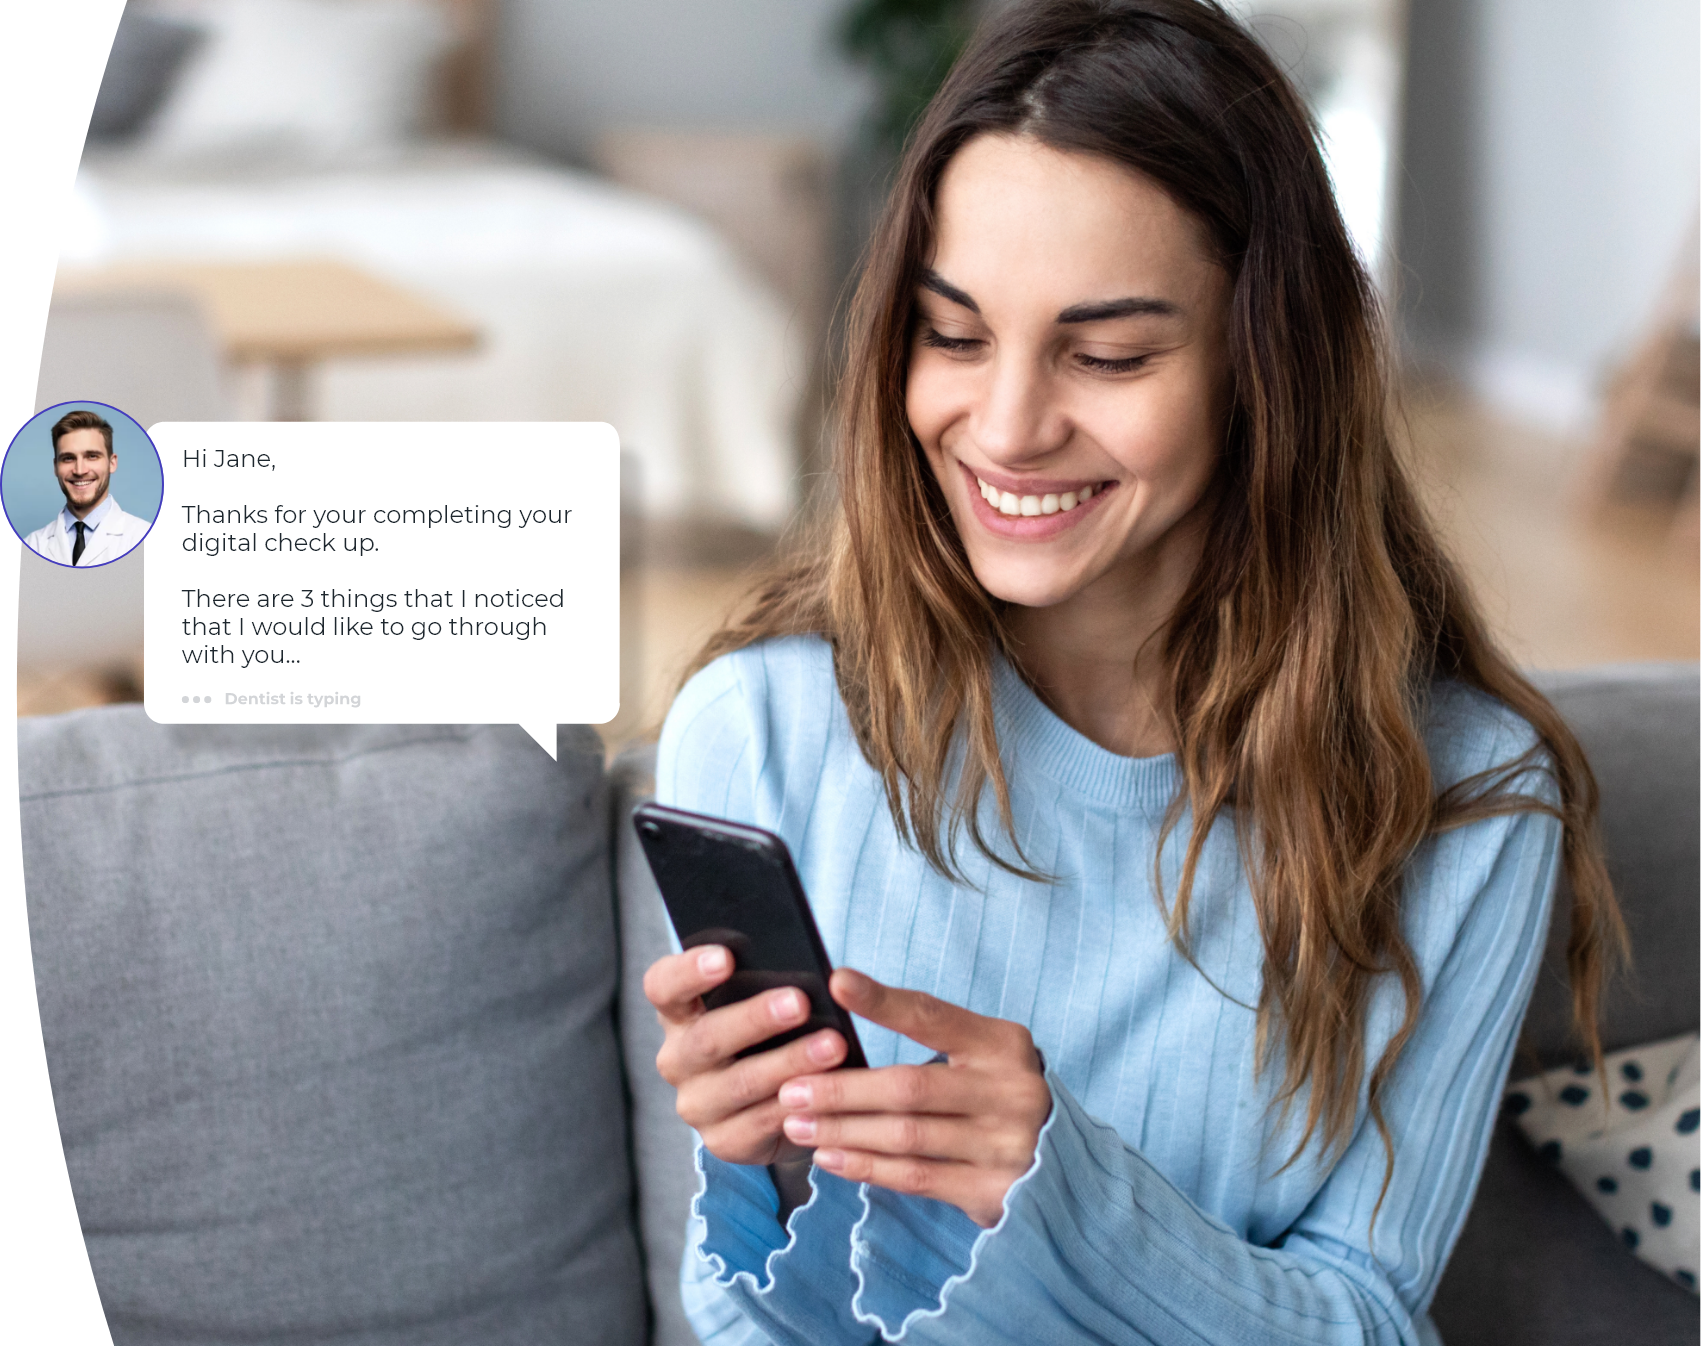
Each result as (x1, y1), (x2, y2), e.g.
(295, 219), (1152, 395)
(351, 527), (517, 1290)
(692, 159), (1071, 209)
(837, 0), (982, 156)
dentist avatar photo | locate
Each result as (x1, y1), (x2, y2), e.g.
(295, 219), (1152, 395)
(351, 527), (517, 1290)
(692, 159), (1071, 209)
(23, 409), (150, 567)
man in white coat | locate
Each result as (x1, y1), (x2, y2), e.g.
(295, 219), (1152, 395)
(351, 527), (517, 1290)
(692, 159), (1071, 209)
(23, 409), (151, 567)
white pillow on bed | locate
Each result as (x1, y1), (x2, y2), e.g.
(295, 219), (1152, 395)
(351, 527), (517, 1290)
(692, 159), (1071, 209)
(143, 0), (454, 166)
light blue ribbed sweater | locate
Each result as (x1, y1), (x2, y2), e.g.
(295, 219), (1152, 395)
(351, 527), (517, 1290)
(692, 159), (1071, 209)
(656, 635), (1560, 1346)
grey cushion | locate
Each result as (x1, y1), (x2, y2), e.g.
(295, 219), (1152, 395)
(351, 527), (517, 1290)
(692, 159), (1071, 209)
(611, 743), (702, 1346)
(22, 712), (645, 1346)
(1432, 665), (1700, 1345)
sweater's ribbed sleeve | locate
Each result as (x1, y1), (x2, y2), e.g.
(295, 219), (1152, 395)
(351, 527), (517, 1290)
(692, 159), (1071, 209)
(842, 802), (1561, 1344)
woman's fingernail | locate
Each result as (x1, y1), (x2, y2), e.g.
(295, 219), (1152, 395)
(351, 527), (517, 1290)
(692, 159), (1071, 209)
(780, 1082), (810, 1109)
(784, 1114), (816, 1142)
(807, 1032), (838, 1064)
(771, 989), (805, 1023)
(815, 1149), (845, 1170)
(698, 947), (728, 975)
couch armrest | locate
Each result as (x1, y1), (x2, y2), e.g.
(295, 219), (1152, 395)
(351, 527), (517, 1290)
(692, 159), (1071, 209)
(611, 742), (702, 1346)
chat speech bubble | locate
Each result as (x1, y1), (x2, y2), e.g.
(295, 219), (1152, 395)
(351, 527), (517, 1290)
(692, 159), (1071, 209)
(143, 422), (617, 756)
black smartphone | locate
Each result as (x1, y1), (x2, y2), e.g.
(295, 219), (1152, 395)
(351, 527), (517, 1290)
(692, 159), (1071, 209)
(632, 801), (867, 1068)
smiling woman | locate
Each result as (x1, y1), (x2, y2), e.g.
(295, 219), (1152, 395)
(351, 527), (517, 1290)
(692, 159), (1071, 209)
(644, 3), (1625, 1344)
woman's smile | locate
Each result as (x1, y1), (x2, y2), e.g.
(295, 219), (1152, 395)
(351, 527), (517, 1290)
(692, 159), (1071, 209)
(960, 460), (1115, 538)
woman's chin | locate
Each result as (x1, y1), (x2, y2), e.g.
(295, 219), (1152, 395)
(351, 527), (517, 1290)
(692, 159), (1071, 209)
(970, 563), (1087, 611)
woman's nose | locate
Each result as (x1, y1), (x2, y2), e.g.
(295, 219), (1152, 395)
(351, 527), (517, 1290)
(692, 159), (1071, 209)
(969, 354), (1066, 465)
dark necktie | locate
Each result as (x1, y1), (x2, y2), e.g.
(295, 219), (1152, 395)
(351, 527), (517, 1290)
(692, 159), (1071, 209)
(72, 521), (87, 566)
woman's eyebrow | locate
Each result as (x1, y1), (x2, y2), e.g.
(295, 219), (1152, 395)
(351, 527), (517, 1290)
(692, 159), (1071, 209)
(920, 270), (979, 313)
(1056, 296), (1182, 323)
(919, 273), (1182, 325)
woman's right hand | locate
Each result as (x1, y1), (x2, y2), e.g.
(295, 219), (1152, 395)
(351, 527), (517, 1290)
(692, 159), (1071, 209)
(645, 945), (849, 1165)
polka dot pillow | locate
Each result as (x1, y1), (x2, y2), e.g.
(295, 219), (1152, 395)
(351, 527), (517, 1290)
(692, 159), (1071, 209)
(1505, 1032), (1699, 1292)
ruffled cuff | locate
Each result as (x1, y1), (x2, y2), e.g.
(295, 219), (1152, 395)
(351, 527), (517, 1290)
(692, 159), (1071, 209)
(847, 1065), (1071, 1341)
(693, 1148), (791, 1279)
(691, 1146), (876, 1346)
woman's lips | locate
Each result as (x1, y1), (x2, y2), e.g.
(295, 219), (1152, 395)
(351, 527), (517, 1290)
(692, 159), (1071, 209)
(958, 460), (1113, 538)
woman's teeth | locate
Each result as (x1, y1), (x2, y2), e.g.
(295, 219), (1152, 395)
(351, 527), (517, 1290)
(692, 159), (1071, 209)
(976, 477), (1094, 517)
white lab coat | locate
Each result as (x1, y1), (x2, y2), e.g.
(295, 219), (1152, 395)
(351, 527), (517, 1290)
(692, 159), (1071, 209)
(23, 499), (151, 567)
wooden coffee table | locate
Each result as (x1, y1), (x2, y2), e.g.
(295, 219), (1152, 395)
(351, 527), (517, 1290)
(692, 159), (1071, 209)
(54, 257), (480, 420)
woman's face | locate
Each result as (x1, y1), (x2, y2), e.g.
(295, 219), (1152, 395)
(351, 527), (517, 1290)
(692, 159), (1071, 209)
(907, 134), (1233, 611)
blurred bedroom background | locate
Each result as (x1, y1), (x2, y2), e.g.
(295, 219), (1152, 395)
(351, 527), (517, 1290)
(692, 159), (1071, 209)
(21, 0), (1699, 752)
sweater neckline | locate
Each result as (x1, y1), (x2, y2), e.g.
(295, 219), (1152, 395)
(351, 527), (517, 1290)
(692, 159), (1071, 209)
(992, 654), (1181, 812)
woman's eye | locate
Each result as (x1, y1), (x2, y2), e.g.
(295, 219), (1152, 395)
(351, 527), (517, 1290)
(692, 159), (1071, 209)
(919, 327), (982, 355)
(1075, 352), (1151, 374)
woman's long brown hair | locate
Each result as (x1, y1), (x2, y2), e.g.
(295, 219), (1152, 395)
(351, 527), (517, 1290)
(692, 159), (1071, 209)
(688, 0), (1626, 1191)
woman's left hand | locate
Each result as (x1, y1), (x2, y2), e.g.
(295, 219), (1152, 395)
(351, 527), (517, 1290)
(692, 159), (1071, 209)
(778, 968), (1052, 1228)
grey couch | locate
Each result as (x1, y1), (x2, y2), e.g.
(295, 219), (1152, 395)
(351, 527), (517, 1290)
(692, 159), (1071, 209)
(19, 665), (1697, 1346)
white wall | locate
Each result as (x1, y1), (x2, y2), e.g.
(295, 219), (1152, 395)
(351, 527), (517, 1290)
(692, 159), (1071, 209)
(1399, 0), (1698, 431)
(493, 0), (873, 162)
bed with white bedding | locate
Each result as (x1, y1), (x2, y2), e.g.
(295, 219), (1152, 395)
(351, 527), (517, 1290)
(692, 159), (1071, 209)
(62, 0), (804, 529)
(68, 141), (803, 527)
